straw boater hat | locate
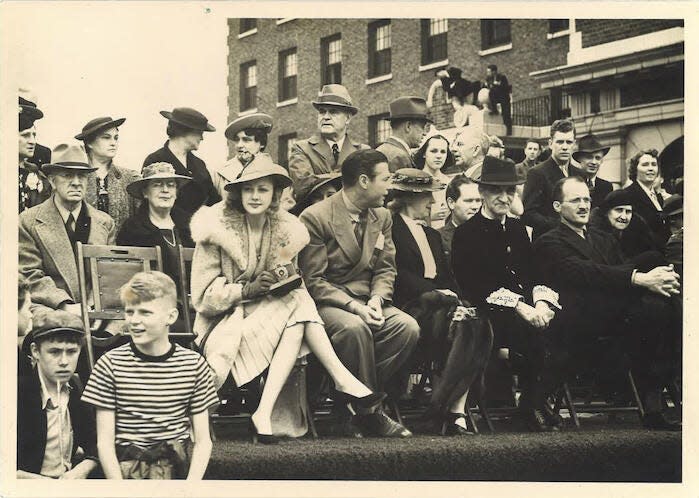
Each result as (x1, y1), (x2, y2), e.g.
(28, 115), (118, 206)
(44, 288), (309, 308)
(472, 156), (525, 186)
(290, 172), (343, 215)
(126, 162), (191, 198)
(224, 113), (273, 141)
(386, 96), (433, 123)
(312, 85), (359, 115)
(224, 153), (292, 191)
(75, 116), (126, 140)
(159, 107), (216, 132)
(390, 168), (445, 193)
(42, 144), (97, 175)
(572, 134), (611, 162)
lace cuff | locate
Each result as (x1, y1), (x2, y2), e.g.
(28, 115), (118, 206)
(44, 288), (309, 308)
(532, 285), (562, 310)
(486, 288), (523, 309)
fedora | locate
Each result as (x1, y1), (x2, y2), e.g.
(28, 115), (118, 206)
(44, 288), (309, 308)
(225, 113), (273, 141)
(290, 172), (343, 215)
(225, 153), (292, 191)
(126, 162), (192, 198)
(160, 107), (215, 132)
(390, 168), (445, 193)
(42, 144), (97, 175)
(312, 85), (359, 115)
(387, 96), (432, 123)
(473, 156), (525, 186)
(75, 116), (126, 141)
(662, 194), (683, 217)
(572, 134), (610, 162)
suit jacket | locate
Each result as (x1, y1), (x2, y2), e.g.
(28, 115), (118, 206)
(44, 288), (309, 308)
(452, 210), (539, 313)
(19, 197), (115, 310)
(289, 134), (369, 194)
(143, 141), (221, 215)
(17, 368), (97, 474)
(623, 181), (671, 247)
(392, 214), (457, 308)
(485, 73), (511, 103)
(32, 143), (52, 169)
(376, 137), (415, 173)
(522, 157), (584, 240)
(588, 176), (613, 210)
(299, 191), (396, 308)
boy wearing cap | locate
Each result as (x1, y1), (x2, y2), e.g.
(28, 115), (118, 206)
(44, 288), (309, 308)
(377, 96), (432, 172)
(82, 272), (218, 479)
(18, 310), (98, 479)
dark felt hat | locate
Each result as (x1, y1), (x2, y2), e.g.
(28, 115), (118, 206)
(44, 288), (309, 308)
(387, 96), (432, 122)
(42, 144), (97, 175)
(600, 189), (634, 212)
(290, 173), (343, 215)
(225, 113), (273, 141)
(473, 156), (525, 186)
(126, 162), (192, 198)
(312, 84), (359, 115)
(572, 134), (611, 162)
(75, 116), (126, 140)
(225, 153), (292, 191)
(160, 107), (215, 132)
(663, 194), (683, 217)
(390, 168), (445, 193)
(19, 92), (44, 130)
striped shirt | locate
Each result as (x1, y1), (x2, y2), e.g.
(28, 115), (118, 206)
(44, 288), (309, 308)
(81, 342), (219, 448)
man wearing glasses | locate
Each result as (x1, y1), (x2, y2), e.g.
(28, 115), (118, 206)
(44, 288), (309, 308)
(377, 97), (432, 172)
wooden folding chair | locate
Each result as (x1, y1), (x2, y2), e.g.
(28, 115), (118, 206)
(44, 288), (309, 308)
(176, 246), (196, 339)
(76, 243), (163, 368)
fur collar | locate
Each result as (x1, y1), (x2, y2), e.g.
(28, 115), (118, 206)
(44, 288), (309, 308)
(190, 202), (309, 270)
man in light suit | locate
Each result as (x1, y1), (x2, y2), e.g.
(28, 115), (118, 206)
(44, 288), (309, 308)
(19, 144), (116, 320)
(377, 96), (432, 172)
(289, 85), (369, 196)
(299, 149), (419, 438)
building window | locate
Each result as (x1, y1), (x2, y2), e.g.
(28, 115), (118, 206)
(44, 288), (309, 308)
(481, 19), (511, 50)
(368, 20), (391, 78)
(278, 133), (298, 168)
(548, 19), (569, 34)
(239, 18), (257, 34)
(278, 48), (297, 102)
(368, 113), (391, 148)
(321, 34), (342, 85)
(421, 19), (448, 64)
(240, 61), (257, 111)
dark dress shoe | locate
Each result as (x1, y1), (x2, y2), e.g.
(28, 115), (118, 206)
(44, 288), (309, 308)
(248, 418), (279, 444)
(357, 412), (412, 438)
(642, 412), (682, 431)
(522, 408), (559, 432)
(441, 413), (475, 436)
(544, 405), (565, 428)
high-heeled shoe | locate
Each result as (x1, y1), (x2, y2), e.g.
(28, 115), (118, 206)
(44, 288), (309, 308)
(331, 390), (387, 413)
(248, 418), (279, 445)
(440, 412), (474, 436)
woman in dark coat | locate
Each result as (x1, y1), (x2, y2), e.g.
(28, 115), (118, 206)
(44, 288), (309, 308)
(389, 168), (493, 436)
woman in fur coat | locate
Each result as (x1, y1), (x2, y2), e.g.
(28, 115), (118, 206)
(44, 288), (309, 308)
(190, 154), (384, 443)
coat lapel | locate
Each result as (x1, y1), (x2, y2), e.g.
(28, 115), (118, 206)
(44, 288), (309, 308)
(556, 224), (600, 262)
(309, 135), (334, 171)
(387, 138), (415, 167)
(338, 136), (358, 166)
(35, 199), (80, 299)
(330, 193), (362, 264)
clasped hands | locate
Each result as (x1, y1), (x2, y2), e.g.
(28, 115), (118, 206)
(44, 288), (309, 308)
(637, 265), (680, 298)
(516, 300), (555, 330)
(350, 296), (385, 329)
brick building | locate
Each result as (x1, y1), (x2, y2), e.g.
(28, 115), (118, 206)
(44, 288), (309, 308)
(227, 18), (684, 184)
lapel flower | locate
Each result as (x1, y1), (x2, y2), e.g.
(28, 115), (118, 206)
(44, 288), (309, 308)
(26, 172), (42, 191)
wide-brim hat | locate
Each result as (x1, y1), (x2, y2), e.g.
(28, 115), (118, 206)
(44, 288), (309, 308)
(75, 116), (126, 140)
(663, 194), (683, 217)
(473, 156), (525, 186)
(600, 188), (634, 212)
(390, 168), (445, 193)
(160, 107), (215, 132)
(572, 134), (611, 162)
(387, 96), (433, 123)
(290, 173), (343, 215)
(224, 153), (292, 191)
(225, 113), (273, 141)
(312, 84), (359, 115)
(42, 144), (97, 175)
(126, 162), (192, 198)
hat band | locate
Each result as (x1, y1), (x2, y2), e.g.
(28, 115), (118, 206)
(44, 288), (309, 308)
(314, 96), (354, 107)
(392, 173), (435, 186)
(34, 326), (84, 337)
(53, 161), (91, 167)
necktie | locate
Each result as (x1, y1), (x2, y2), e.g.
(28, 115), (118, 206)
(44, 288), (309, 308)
(65, 213), (76, 239)
(354, 211), (367, 246)
(332, 143), (340, 166)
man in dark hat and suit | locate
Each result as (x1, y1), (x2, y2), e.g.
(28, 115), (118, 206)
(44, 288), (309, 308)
(452, 156), (563, 432)
(377, 96), (432, 173)
(572, 134), (613, 209)
(19, 144), (116, 319)
(533, 176), (681, 430)
(289, 85), (369, 196)
(143, 107), (220, 214)
(19, 93), (51, 213)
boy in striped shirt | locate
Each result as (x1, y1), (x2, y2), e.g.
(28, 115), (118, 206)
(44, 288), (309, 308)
(82, 271), (219, 479)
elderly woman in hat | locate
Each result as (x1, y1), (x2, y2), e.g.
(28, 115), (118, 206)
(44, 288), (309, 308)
(413, 134), (456, 228)
(143, 107), (221, 215)
(388, 168), (493, 435)
(190, 155), (384, 443)
(116, 162), (194, 284)
(76, 116), (139, 231)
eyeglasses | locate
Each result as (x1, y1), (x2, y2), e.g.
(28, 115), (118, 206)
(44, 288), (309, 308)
(562, 197), (591, 205)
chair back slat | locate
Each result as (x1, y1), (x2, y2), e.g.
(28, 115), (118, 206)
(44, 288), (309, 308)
(177, 246), (196, 337)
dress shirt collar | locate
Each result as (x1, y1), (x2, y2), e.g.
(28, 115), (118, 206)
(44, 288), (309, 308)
(53, 197), (83, 225)
(325, 135), (346, 152)
(637, 181), (662, 211)
(38, 367), (72, 410)
(341, 190), (363, 221)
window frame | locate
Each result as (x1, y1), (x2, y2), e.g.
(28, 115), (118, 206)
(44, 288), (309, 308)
(278, 47), (298, 103)
(239, 60), (257, 112)
(421, 18), (448, 65)
(480, 19), (512, 50)
(278, 132), (298, 168)
(321, 33), (343, 86)
(368, 113), (391, 148)
(239, 18), (257, 34)
(368, 19), (392, 79)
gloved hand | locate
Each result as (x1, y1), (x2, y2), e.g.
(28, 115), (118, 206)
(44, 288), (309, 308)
(241, 271), (276, 300)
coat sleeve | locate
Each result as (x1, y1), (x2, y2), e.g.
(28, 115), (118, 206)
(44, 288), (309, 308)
(190, 241), (244, 317)
(19, 216), (74, 308)
(522, 168), (557, 235)
(105, 217), (116, 245)
(370, 213), (397, 302)
(288, 141), (314, 193)
(298, 210), (357, 309)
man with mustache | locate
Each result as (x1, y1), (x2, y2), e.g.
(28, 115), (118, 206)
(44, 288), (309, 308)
(377, 96), (432, 172)
(572, 134), (613, 209)
(533, 176), (681, 430)
(19, 144), (115, 319)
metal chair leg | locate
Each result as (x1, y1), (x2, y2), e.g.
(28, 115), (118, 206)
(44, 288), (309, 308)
(627, 370), (645, 419)
(465, 404), (479, 434)
(563, 382), (580, 428)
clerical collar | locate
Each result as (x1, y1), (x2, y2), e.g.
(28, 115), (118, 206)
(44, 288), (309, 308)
(325, 135), (346, 152)
(480, 207), (506, 226)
